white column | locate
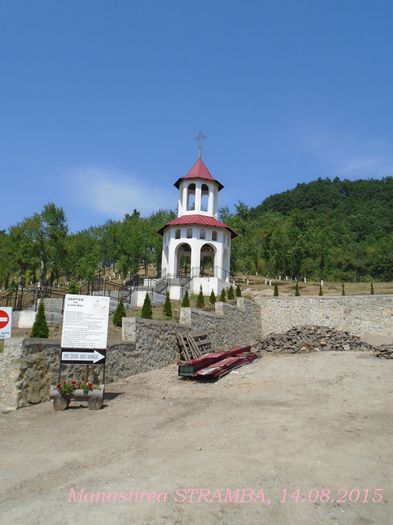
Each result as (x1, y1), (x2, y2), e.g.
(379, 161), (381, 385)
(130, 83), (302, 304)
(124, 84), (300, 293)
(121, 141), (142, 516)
(208, 183), (214, 216)
(168, 239), (177, 276)
(195, 182), (202, 213)
(191, 240), (201, 277)
(181, 184), (187, 216)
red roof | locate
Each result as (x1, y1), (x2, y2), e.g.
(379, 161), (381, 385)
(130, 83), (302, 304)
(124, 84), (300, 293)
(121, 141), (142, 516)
(157, 214), (237, 238)
(174, 159), (224, 191)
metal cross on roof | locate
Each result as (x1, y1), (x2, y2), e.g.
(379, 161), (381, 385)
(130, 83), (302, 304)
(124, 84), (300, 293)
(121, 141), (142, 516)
(195, 131), (207, 159)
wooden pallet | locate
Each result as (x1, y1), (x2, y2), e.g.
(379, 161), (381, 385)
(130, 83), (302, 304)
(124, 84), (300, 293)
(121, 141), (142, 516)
(176, 332), (213, 361)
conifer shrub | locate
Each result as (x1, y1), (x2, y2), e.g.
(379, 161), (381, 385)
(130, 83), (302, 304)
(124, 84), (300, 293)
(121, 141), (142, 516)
(295, 282), (300, 296)
(370, 282), (375, 295)
(236, 284), (242, 297)
(319, 284), (323, 296)
(341, 283), (346, 296)
(30, 301), (49, 338)
(209, 289), (216, 306)
(220, 288), (226, 302)
(181, 290), (190, 307)
(196, 286), (205, 308)
(274, 283), (279, 297)
(163, 292), (173, 318)
(227, 285), (235, 300)
(141, 293), (153, 319)
(113, 298), (126, 326)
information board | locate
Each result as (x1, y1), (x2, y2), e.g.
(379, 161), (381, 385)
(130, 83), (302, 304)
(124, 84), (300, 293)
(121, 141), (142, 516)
(61, 295), (110, 349)
(0, 307), (12, 339)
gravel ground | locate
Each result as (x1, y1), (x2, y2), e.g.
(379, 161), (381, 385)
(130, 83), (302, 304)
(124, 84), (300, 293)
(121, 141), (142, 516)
(0, 351), (392, 525)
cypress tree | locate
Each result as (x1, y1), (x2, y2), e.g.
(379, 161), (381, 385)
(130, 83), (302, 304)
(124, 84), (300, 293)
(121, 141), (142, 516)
(181, 290), (190, 307)
(341, 283), (346, 296)
(163, 292), (172, 318)
(220, 288), (226, 302)
(196, 286), (205, 308)
(370, 282), (375, 295)
(227, 285), (235, 300)
(319, 284), (323, 296)
(113, 298), (126, 326)
(141, 293), (153, 319)
(274, 283), (279, 297)
(295, 282), (300, 296)
(235, 284), (242, 297)
(209, 289), (216, 306)
(30, 300), (49, 338)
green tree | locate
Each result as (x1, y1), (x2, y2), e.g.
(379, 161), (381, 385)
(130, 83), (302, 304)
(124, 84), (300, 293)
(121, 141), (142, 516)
(196, 286), (205, 308)
(274, 283), (279, 296)
(209, 289), (216, 306)
(30, 301), (49, 338)
(220, 288), (226, 302)
(227, 285), (235, 300)
(163, 292), (172, 318)
(295, 282), (300, 296)
(68, 280), (80, 294)
(181, 290), (190, 307)
(235, 284), (242, 297)
(141, 293), (153, 319)
(113, 298), (127, 326)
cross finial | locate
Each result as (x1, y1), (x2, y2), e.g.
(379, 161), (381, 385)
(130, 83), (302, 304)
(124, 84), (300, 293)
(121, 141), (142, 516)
(195, 131), (207, 160)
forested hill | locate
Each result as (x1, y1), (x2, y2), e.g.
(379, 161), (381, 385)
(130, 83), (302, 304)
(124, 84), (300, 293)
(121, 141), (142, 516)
(222, 177), (393, 282)
(1, 177), (393, 290)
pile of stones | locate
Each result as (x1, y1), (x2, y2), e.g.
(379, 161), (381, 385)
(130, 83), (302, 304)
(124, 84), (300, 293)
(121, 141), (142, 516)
(254, 325), (376, 354)
(374, 345), (393, 359)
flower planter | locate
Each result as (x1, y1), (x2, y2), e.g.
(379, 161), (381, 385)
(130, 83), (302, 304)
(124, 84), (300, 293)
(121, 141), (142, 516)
(50, 385), (105, 411)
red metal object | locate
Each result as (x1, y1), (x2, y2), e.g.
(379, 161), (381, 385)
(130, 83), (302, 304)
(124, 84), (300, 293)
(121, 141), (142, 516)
(178, 345), (257, 380)
(157, 214), (237, 238)
(174, 159), (224, 190)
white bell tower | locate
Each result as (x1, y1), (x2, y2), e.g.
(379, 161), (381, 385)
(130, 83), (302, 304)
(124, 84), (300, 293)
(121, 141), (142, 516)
(158, 139), (237, 299)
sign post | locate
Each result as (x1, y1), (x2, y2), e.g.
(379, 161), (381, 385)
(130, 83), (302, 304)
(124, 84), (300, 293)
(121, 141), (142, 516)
(0, 307), (12, 339)
(51, 294), (110, 411)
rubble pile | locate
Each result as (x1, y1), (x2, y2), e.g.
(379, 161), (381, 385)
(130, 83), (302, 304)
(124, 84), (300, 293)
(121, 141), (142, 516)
(255, 326), (375, 354)
(374, 345), (393, 359)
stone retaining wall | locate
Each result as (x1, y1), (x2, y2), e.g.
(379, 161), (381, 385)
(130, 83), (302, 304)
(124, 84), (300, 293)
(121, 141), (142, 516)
(256, 295), (393, 337)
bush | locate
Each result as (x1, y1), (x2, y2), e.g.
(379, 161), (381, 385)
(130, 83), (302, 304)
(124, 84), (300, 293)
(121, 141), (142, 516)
(163, 292), (172, 318)
(341, 283), (346, 296)
(236, 285), (242, 297)
(30, 301), (49, 338)
(181, 290), (190, 307)
(141, 293), (153, 319)
(209, 290), (216, 306)
(196, 286), (205, 308)
(274, 283), (279, 297)
(295, 282), (300, 296)
(227, 285), (235, 300)
(113, 298), (126, 327)
(68, 280), (80, 294)
(220, 288), (226, 302)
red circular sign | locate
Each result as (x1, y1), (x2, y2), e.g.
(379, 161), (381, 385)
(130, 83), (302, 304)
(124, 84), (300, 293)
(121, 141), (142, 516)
(0, 310), (10, 329)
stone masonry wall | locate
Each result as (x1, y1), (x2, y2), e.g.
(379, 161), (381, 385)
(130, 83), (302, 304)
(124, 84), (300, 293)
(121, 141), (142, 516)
(256, 295), (393, 338)
(180, 298), (262, 350)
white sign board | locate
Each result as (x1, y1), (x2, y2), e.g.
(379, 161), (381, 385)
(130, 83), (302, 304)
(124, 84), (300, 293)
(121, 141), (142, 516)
(61, 295), (110, 349)
(0, 307), (12, 339)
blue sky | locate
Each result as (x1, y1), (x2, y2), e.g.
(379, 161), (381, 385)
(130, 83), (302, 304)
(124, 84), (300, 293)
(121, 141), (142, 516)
(1, 0), (392, 231)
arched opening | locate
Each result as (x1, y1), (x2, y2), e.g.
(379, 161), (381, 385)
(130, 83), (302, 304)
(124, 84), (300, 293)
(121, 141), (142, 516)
(187, 184), (196, 211)
(176, 243), (192, 277)
(201, 184), (209, 212)
(223, 248), (229, 280)
(200, 243), (216, 277)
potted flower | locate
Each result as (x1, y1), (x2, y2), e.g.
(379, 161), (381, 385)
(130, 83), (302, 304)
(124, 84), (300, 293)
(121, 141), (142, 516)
(56, 380), (94, 399)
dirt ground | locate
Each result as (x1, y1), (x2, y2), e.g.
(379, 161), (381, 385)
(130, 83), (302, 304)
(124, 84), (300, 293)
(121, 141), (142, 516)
(0, 351), (392, 525)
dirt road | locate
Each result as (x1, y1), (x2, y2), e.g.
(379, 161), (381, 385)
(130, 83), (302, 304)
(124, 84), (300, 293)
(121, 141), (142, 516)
(1, 352), (392, 525)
